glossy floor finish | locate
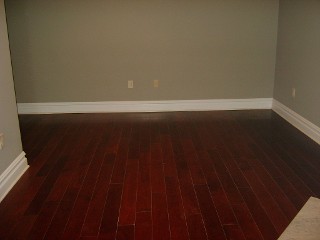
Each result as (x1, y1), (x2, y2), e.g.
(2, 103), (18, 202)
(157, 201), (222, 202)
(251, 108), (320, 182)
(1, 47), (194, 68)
(1, 110), (320, 240)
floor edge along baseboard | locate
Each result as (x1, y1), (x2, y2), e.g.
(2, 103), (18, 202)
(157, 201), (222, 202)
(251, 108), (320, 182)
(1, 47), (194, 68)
(273, 99), (320, 145)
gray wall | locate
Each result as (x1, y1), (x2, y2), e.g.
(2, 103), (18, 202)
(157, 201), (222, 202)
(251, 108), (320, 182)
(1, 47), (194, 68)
(0, 0), (23, 174)
(274, 0), (320, 127)
(5, 0), (279, 103)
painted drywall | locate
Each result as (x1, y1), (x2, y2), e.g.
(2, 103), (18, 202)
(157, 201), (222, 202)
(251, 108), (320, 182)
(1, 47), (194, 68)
(274, 0), (320, 127)
(5, 0), (279, 103)
(0, 0), (23, 174)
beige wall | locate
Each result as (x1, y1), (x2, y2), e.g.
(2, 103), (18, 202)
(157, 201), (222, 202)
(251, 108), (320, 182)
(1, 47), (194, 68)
(0, 0), (23, 174)
(274, 0), (320, 127)
(5, 0), (279, 103)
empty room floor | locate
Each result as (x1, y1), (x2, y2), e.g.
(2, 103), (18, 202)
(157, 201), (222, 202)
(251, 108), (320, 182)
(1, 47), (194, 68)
(0, 110), (319, 240)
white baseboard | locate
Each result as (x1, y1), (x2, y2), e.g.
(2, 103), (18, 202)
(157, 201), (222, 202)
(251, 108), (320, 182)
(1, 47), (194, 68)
(273, 100), (320, 145)
(0, 151), (29, 202)
(17, 98), (273, 114)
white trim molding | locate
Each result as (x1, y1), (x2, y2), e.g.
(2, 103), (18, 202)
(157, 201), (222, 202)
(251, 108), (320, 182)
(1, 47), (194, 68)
(17, 98), (273, 114)
(273, 100), (320, 145)
(0, 151), (29, 202)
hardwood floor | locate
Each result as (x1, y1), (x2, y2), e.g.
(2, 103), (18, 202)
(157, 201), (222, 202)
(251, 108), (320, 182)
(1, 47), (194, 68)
(0, 110), (319, 239)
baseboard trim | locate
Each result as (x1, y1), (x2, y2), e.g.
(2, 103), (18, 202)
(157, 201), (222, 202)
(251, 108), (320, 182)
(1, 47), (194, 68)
(273, 100), (320, 145)
(17, 98), (273, 114)
(0, 151), (29, 202)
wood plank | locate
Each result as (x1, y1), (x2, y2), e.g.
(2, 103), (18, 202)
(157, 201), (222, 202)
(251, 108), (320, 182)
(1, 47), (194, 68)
(116, 225), (134, 240)
(152, 192), (171, 240)
(118, 158), (139, 225)
(186, 214), (208, 240)
(194, 185), (226, 240)
(98, 183), (123, 238)
(165, 177), (189, 240)
(135, 211), (152, 240)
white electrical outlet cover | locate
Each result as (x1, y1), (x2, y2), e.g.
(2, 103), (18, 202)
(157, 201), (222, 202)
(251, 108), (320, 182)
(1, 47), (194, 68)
(154, 80), (159, 88)
(128, 80), (133, 88)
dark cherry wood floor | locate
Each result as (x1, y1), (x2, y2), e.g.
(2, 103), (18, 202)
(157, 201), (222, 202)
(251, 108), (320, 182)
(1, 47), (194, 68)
(0, 110), (319, 240)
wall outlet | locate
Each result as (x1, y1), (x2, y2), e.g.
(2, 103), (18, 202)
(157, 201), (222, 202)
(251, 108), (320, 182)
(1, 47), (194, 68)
(128, 80), (133, 89)
(153, 80), (159, 88)
(0, 133), (4, 150)
(292, 87), (296, 98)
